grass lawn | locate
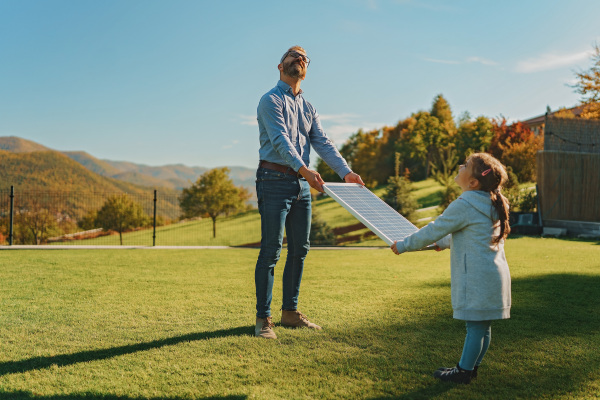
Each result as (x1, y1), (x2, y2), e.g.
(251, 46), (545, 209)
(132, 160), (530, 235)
(1, 237), (599, 399)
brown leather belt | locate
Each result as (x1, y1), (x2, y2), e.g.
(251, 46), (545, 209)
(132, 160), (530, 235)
(259, 160), (302, 177)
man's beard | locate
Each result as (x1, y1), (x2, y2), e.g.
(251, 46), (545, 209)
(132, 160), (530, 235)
(282, 60), (306, 79)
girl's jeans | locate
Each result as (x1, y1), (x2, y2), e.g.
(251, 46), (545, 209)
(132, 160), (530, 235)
(459, 320), (492, 370)
(254, 167), (312, 318)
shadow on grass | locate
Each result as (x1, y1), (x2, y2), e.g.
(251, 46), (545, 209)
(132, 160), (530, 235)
(363, 273), (600, 399)
(0, 326), (253, 377)
(0, 391), (246, 400)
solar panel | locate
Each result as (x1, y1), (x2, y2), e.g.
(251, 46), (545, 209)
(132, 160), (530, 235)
(323, 183), (434, 250)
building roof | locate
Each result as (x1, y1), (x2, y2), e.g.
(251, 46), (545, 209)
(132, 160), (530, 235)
(522, 105), (585, 126)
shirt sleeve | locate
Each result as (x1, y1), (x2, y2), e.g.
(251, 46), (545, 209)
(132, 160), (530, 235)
(309, 111), (352, 179)
(257, 94), (306, 172)
(395, 199), (470, 253)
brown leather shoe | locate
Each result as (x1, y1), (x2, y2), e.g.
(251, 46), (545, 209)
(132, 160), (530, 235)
(255, 316), (277, 339)
(281, 310), (322, 330)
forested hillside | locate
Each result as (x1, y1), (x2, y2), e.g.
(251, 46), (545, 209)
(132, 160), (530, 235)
(0, 136), (255, 193)
(0, 150), (172, 194)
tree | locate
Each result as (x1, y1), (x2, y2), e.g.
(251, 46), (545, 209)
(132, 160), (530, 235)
(410, 111), (445, 178)
(455, 114), (494, 162)
(501, 135), (543, 182)
(78, 210), (98, 230)
(179, 167), (250, 238)
(15, 207), (58, 245)
(95, 194), (149, 245)
(383, 153), (418, 221)
(327, 129), (383, 187)
(572, 43), (600, 119)
(489, 118), (542, 182)
(315, 157), (343, 183)
(14, 198), (59, 245)
(430, 147), (461, 210)
(431, 94), (457, 136)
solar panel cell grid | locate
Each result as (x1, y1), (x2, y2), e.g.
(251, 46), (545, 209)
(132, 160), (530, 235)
(323, 183), (432, 249)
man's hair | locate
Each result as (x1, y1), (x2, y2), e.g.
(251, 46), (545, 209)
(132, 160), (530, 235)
(280, 46), (306, 63)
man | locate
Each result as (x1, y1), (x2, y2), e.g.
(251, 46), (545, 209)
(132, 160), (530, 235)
(255, 46), (364, 339)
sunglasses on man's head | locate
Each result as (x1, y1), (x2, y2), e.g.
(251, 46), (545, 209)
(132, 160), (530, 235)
(282, 51), (310, 66)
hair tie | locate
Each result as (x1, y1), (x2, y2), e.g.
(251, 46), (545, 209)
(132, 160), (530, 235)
(481, 168), (492, 176)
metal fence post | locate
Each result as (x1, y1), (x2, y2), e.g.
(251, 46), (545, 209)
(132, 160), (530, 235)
(9, 185), (14, 245)
(153, 190), (157, 246)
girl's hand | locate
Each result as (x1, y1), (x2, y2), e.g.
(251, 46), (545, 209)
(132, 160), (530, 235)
(391, 241), (400, 255)
(434, 243), (442, 252)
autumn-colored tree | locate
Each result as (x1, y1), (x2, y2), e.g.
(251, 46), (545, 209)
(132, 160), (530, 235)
(552, 107), (576, 119)
(95, 194), (149, 245)
(489, 119), (542, 182)
(500, 134), (544, 182)
(179, 167), (250, 238)
(320, 129), (383, 187)
(489, 119), (535, 160)
(14, 199), (59, 245)
(572, 43), (600, 119)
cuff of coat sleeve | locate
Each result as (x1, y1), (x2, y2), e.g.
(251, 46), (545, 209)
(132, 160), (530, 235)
(395, 240), (407, 254)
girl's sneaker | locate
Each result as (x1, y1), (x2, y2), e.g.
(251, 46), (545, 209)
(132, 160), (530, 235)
(433, 364), (473, 384)
(436, 365), (478, 379)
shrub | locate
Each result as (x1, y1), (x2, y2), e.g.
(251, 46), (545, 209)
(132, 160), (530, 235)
(310, 210), (335, 246)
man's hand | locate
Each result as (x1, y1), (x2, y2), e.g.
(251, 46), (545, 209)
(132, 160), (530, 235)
(344, 171), (365, 186)
(298, 166), (325, 192)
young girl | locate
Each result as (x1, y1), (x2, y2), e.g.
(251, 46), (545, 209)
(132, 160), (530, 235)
(391, 152), (511, 384)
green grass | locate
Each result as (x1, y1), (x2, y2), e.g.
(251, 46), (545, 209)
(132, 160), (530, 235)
(1, 237), (599, 399)
(62, 179), (444, 247)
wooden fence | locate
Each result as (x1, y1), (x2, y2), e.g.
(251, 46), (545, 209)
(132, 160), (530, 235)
(536, 151), (600, 222)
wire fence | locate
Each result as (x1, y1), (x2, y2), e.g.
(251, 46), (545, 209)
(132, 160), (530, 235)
(0, 187), (263, 247)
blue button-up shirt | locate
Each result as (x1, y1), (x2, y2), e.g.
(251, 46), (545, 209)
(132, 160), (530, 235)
(257, 80), (352, 179)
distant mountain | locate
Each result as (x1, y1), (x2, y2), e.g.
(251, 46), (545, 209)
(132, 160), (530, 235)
(0, 136), (53, 153)
(0, 150), (170, 194)
(101, 159), (209, 189)
(62, 151), (122, 176)
(0, 150), (182, 221)
(0, 136), (256, 196)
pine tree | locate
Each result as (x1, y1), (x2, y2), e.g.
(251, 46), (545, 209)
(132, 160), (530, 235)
(383, 153), (418, 220)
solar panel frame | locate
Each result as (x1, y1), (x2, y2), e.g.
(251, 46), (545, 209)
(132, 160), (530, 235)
(323, 183), (435, 250)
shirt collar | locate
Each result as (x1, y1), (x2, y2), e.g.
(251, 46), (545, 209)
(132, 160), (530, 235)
(277, 80), (303, 95)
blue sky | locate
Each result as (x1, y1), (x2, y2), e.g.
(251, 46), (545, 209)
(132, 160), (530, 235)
(1, 0), (599, 169)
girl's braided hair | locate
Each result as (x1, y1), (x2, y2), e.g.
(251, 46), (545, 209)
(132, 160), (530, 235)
(466, 153), (511, 245)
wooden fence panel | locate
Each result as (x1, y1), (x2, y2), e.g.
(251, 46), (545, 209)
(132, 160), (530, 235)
(537, 151), (600, 222)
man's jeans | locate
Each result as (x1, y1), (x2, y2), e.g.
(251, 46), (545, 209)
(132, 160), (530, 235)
(255, 167), (311, 318)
